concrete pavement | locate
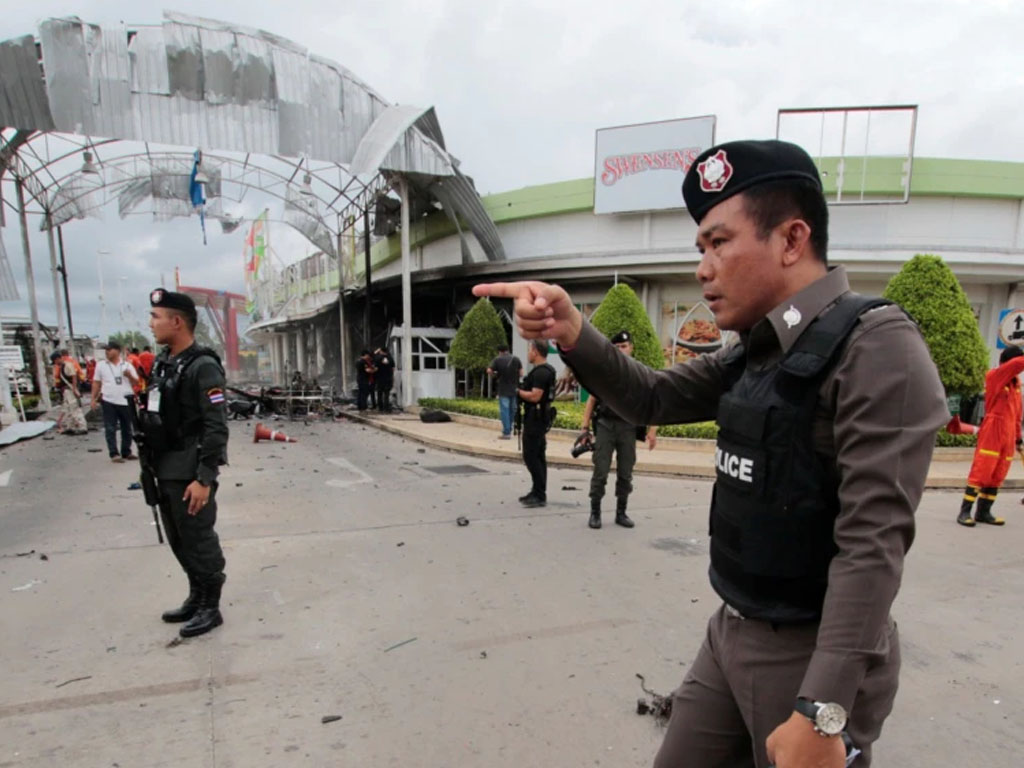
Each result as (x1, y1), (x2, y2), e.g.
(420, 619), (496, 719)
(1, 418), (1022, 767)
(343, 406), (1023, 490)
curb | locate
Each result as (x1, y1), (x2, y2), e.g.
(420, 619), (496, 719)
(339, 408), (1020, 489)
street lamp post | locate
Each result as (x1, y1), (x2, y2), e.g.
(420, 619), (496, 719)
(97, 250), (110, 342)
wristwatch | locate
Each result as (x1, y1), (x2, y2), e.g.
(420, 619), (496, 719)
(794, 698), (847, 736)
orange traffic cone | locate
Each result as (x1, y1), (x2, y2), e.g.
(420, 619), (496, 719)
(253, 422), (298, 443)
(946, 415), (978, 436)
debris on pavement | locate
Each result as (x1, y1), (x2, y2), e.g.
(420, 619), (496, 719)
(87, 448), (102, 453)
(40, 554), (48, 561)
(15, 549), (35, 557)
(480, 651), (488, 659)
(127, 482), (142, 490)
(561, 485), (579, 490)
(417, 448), (426, 453)
(55, 675), (92, 689)
(636, 673), (672, 723)
(11, 579), (44, 592)
(166, 637), (184, 648)
(396, 541), (405, 547)
(321, 715), (343, 724)
(260, 564), (278, 571)
(456, 516), (470, 527)
(383, 637), (417, 653)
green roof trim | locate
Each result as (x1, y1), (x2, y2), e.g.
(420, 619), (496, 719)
(357, 157), (1024, 277)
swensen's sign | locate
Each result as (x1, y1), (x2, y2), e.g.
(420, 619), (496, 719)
(594, 115), (716, 215)
(600, 148), (700, 187)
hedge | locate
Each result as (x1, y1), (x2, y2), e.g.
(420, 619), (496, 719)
(419, 397), (970, 446)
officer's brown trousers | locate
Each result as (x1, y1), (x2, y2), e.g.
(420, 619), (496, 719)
(652, 604), (900, 768)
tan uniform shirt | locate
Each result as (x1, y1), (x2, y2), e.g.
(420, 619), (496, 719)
(561, 266), (948, 711)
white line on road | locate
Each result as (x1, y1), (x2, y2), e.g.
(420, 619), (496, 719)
(0, 469), (11, 487)
(324, 456), (374, 490)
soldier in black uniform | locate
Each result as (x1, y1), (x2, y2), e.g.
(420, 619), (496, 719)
(517, 339), (556, 508)
(143, 289), (229, 638)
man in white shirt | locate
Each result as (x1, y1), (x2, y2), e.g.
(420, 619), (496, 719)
(90, 340), (140, 463)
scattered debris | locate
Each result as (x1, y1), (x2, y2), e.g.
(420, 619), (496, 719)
(40, 554), (48, 561)
(636, 674), (672, 723)
(396, 542), (405, 547)
(106, 646), (116, 653)
(255, 468), (264, 471)
(42, 435), (55, 441)
(166, 637), (184, 648)
(480, 651), (488, 659)
(11, 579), (43, 592)
(235, 483), (243, 487)
(383, 637), (417, 653)
(55, 675), (92, 689)
(321, 715), (343, 724)
(417, 448), (426, 453)
(690, 598), (699, 603)
(456, 517), (470, 527)
(561, 485), (579, 491)
(15, 549), (35, 557)
(260, 564), (278, 571)
(127, 482), (142, 491)
(87, 448), (102, 453)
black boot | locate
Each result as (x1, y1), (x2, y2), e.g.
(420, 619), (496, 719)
(957, 488), (976, 527)
(974, 491), (1006, 526)
(588, 499), (602, 529)
(161, 574), (200, 623)
(180, 575), (225, 638)
(615, 498), (634, 528)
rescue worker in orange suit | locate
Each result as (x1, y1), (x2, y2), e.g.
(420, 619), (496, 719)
(958, 345), (1024, 526)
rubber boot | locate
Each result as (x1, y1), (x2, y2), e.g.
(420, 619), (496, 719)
(957, 488), (976, 527)
(974, 491), (1006, 526)
(180, 575), (225, 638)
(588, 499), (602, 529)
(615, 498), (634, 528)
(161, 573), (200, 623)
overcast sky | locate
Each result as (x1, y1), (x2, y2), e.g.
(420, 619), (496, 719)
(2, 0), (1023, 341)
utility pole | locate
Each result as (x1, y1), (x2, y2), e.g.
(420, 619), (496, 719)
(97, 249), (109, 342)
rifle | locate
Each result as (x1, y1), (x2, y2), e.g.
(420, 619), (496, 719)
(514, 398), (523, 451)
(127, 395), (164, 545)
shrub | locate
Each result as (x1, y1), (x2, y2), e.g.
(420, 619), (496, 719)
(882, 254), (988, 396)
(448, 298), (508, 396)
(588, 283), (665, 370)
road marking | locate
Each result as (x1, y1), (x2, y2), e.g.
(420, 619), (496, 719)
(324, 456), (374, 489)
(0, 469), (11, 487)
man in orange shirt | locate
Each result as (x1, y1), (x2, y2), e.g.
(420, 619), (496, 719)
(127, 347), (146, 393)
(138, 345), (156, 379)
(958, 345), (1024, 526)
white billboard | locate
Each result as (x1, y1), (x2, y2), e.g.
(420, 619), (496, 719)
(594, 115), (716, 215)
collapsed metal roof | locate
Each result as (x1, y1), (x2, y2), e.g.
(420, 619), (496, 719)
(0, 11), (504, 260)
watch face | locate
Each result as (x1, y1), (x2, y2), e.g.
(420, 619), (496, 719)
(815, 702), (847, 736)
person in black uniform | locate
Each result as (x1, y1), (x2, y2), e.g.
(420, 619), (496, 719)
(144, 289), (229, 638)
(517, 339), (556, 508)
(355, 349), (374, 411)
(373, 347), (395, 413)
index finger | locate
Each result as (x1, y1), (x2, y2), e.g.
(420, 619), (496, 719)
(472, 282), (534, 300)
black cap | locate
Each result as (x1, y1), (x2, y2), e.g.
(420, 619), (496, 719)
(50, 351), (62, 362)
(150, 288), (197, 319)
(610, 330), (632, 344)
(102, 339), (122, 351)
(682, 140), (822, 224)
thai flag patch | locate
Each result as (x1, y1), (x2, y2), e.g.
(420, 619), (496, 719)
(207, 388), (226, 405)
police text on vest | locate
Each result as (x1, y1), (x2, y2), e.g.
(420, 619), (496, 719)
(715, 448), (754, 483)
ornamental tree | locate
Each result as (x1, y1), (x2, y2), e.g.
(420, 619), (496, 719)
(588, 283), (665, 370)
(882, 253), (987, 395)
(448, 297), (508, 395)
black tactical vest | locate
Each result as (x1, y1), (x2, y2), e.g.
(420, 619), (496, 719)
(708, 296), (890, 623)
(141, 345), (222, 452)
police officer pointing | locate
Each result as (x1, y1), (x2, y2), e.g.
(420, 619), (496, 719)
(144, 289), (229, 638)
(475, 140), (948, 767)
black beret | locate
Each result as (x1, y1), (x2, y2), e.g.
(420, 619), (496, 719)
(50, 351), (62, 362)
(150, 288), (196, 315)
(611, 330), (632, 344)
(681, 140), (822, 223)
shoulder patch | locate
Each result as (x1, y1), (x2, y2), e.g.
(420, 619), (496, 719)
(207, 387), (226, 405)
